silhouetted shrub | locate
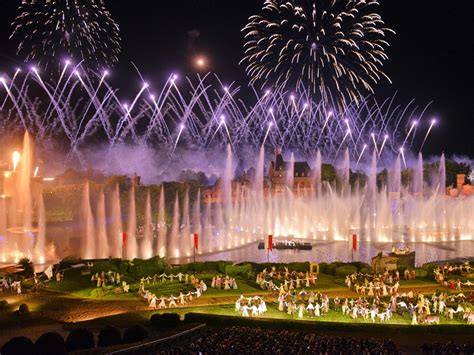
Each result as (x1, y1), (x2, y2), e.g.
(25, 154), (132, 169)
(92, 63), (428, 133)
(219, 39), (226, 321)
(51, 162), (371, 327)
(1, 336), (35, 355)
(123, 324), (148, 344)
(288, 262), (310, 272)
(18, 258), (34, 278)
(319, 262), (330, 274)
(225, 264), (252, 276)
(150, 313), (180, 330)
(35, 332), (65, 355)
(328, 262), (343, 275)
(98, 326), (122, 347)
(65, 328), (95, 352)
(415, 268), (428, 278)
(18, 303), (30, 315)
(335, 265), (357, 277)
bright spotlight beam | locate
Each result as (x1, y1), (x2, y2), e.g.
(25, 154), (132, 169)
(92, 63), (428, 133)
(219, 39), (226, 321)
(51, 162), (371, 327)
(402, 120), (417, 147)
(208, 116), (226, 146)
(1, 68), (21, 110)
(44, 60), (70, 117)
(263, 122), (273, 144)
(1, 76), (26, 125)
(356, 144), (367, 168)
(420, 119), (437, 152)
(321, 111), (333, 133)
(342, 129), (351, 144)
(317, 111), (333, 146)
(378, 134), (389, 158)
(371, 133), (379, 156)
(400, 147), (407, 169)
(80, 70), (109, 132)
(172, 124), (185, 154)
(12, 151), (21, 172)
(221, 119), (233, 147)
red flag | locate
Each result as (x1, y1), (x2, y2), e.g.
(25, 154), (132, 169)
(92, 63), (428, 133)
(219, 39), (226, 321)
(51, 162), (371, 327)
(352, 234), (357, 251)
(122, 232), (127, 248)
(268, 235), (273, 251)
(193, 233), (199, 250)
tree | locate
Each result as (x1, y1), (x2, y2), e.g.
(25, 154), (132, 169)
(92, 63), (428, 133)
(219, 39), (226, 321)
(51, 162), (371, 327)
(1, 337), (35, 355)
(65, 328), (95, 352)
(445, 160), (471, 187)
(177, 170), (209, 186)
(35, 332), (65, 355)
(376, 169), (388, 190)
(18, 258), (34, 278)
(98, 326), (122, 347)
(123, 325), (148, 344)
(321, 163), (336, 182)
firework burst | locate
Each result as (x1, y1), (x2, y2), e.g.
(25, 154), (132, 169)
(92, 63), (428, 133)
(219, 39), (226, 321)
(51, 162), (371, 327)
(10, 0), (121, 72)
(0, 66), (433, 166)
(241, 0), (394, 110)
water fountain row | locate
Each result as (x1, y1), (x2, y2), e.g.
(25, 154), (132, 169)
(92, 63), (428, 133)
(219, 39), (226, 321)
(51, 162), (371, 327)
(0, 133), (47, 264)
(79, 145), (473, 261)
(1, 135), (472, 264)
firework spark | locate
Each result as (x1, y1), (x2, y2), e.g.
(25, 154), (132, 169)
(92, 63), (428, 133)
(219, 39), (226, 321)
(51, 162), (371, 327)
(0, 66), (432, 166)
(241, 0), (394, 110)
(10, 0), (121, 72)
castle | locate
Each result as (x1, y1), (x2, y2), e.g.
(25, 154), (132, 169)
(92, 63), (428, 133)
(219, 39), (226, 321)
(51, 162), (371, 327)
(202, 149), (313, 204)
(446, 174), (474, 198)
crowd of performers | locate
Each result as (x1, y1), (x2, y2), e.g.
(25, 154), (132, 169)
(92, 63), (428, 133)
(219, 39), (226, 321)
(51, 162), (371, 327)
(255, 266), (318, 291)
(277, 289), (330, 318)
(433, 262), (474, 290)
(91, 270), (133, 293)
(267, 267), (474, 325)
(139, 273), (208, 310)
(210, 275), (238, 290)
(345, 270), (401, 297)
(336, 290), (473, 325)
(235, 295), (267, 317)
(345, 270), (474, 324)
(0, 278), (22, 296)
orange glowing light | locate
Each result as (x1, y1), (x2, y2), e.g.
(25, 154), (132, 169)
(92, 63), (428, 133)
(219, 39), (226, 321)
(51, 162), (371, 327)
(12, 151), (21, 172)
(195, 56), (207, 69)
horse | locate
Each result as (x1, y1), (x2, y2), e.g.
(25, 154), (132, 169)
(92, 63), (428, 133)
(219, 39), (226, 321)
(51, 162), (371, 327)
(463, 313), (474, 325)
(424, 315), (440, 325)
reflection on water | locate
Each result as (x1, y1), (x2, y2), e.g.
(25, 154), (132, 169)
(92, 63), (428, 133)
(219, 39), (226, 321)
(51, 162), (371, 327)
(182, 240), (474, 266)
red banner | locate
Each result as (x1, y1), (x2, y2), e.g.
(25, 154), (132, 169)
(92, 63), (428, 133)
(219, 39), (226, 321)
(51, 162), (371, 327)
(194, 233), (199, 250)
(268, 235), (273, 251)
(352, 234), (357, 251)
(122, 232), (127, 248)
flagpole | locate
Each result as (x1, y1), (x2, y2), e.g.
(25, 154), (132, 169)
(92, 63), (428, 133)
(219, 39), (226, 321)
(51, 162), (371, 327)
(351, 234), (357, 262)
(193, 233), (198, 263)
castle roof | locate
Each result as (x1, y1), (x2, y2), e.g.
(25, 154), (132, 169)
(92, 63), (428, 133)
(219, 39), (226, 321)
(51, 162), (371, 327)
(270, 160), (311, 176)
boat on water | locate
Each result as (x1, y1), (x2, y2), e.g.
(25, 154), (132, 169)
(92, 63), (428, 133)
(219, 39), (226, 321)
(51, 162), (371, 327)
(257, 240), (312, 250)
(388, 246), (416, 268)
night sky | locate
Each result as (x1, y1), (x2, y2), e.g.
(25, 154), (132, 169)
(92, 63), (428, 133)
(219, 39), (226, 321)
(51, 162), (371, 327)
(0, 1), (472, 156)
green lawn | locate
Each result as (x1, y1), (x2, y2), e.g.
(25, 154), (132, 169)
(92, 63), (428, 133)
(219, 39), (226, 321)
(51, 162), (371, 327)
(42, 266), (444, 304)
(151, 301), (468, 326)
(44, 269), (267, 301)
